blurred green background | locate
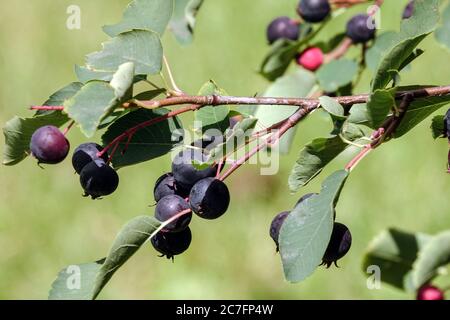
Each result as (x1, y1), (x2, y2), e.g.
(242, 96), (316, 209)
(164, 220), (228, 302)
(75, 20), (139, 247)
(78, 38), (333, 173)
(1, 0), (449, 300)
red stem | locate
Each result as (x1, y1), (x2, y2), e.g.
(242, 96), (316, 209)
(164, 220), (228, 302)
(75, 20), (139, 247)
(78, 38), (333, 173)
(30, 106), (64, 111)
(63, 121), (75, 136)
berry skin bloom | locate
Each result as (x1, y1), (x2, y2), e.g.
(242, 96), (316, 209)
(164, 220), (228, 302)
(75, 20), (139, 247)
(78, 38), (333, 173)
(297, 0), (331, 23)
(297, 47), (324, 71)
(346, 14), (376, 44)
(30, 125), (70, 164)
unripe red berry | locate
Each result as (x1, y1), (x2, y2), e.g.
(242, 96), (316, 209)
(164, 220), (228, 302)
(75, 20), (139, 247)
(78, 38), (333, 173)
(297, 47), (324, 71)
(416, 285), (445, 300)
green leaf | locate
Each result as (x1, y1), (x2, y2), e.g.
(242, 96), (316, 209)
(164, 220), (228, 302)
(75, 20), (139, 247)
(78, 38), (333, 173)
(86, 30), (163, 75)
(347, 103), (370, 125)
(366, 88), (397, 127)
(195, 80), (230, 134)
(37, 82), (84, 116)
(394, 95), (450, 138)
(431, 115), (445, 139)
(170, 0), (204, 45)
(133, 88), (166, 100)
(288, 136), (347, 192)
(316, 59), (358, 92)
(366, 32), (398, 71)
(101, 108), (183, 168)
(341, 122), (367, 142)
(49, 260), (104, 300)
(92, 216), (161, 299)
(319, 96), (346, 120)
(371, 0), (440, 90)
(3, 82), (82, 165)
(110, 62), (135, 99)
(49, 216), (161, 300)
(280, 170), (349, 283)
(260, 39), (302, 82)
(103, 0), (173, 37)
(64, 81), (120, 138)
(411, 231), (450, 291)
(254, 69), (317, 154)
(435, 3), (450, 51)
(362, 228), (431, 291)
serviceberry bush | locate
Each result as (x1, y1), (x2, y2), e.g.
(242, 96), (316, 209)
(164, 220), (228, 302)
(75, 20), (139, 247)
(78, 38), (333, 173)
(2, 0), (450, 299)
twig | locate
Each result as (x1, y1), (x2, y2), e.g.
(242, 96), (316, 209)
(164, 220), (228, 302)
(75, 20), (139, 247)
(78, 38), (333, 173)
(163, 55), (184, 96)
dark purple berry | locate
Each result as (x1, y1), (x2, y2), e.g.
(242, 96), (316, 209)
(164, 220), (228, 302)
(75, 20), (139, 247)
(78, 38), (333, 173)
(79, 159), (119, 199)
(346, 14), (376, 44)
(444, 109), (450, 138)
(30, 125), (70, 164)
(151, 227), (192, 260)
(267, 16), (300, 44)
(297, 0), (331, 23)
(189, 177), (230, 220)
(269, 211), (290, 251)
(153, 173), (189, 202)
(72, 143), (108, 174)
(402, 1), (414, 19)
(416, 285), (445, 300)
(155, 195), (192, 233)
(321, 222), (352, 268)
(172, 149), (217, 190)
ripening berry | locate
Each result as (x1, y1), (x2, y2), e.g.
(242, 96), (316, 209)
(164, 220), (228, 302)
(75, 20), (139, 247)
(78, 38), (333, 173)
(79, 159), (119, 199)
(269, 211), (290, 251)
(72, 143), (108, 174)
(346, 14), (376, 44)
(297, 47), (324, 71)
(189, 177), (230, 220)
(416, 285), (445, 300)
(266, 16), (300, 44)
(321, 222), (352, 268)
(155, 195), (192, 233)
(30, 125), (70, 164)
(402, 1), (415, 19)
(297, 0), (331, 23)
(151, 227), (192, 260)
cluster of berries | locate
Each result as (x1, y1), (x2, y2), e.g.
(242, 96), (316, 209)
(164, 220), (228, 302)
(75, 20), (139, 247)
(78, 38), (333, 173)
(30, 126), (119, 199)
(266, 0), (376, 72)
(269, 193), (352, 267)
(151, 139), (230, 259)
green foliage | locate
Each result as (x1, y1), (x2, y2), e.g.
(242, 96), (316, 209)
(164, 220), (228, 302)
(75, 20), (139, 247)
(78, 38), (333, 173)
(366, 88), (397, 127)
(254, 69), (317, 153)
(362, 229), (431, 291)
(435, 3), (450, 51)
(430, 115), (445, 139)
(319, 96), (346, 120)
(280, 170), (349, 282)
(103, 0), (173, 37)
(411, 231), (450, 291)
(49, 216), (161, 300)
(170, 0), (205, 44)
(102, 108), (183, 169)
(371, 0), (440, 91)
(85, 30), (163, 76)
(288, 136), (346, 192)
(195, 80), (230, 133)
(316, 59), (358, 92)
